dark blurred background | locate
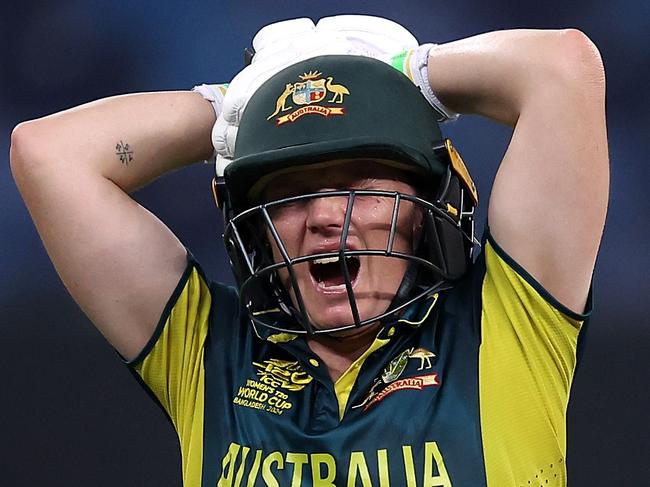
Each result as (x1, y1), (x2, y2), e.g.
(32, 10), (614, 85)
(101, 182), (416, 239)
(1, 0), (648, 485)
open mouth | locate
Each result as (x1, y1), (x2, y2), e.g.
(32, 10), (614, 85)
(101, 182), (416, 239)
(309, 255), (361, 291)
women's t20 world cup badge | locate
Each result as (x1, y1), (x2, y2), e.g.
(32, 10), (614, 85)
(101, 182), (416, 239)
(268, 70), (349, 125)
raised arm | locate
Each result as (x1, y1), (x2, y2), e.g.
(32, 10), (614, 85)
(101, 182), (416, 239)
(10, 91), (216, 360)
(427, 29), (608, 313)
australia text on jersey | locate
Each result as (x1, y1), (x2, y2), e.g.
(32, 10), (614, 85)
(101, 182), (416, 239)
(217, 441), (453, 486)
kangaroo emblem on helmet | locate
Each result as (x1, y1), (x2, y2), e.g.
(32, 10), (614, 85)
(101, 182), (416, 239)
(267, 83), (295, 120)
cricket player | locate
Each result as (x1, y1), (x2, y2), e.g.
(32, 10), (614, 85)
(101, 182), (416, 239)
(10, 16), (608, 486)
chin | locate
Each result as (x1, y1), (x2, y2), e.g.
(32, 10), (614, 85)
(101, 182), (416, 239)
(306, 298), (393, 332)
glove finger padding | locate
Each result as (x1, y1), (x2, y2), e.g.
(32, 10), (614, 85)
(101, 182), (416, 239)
(252, 18), (316, 54)
(316, 15), (419, 57)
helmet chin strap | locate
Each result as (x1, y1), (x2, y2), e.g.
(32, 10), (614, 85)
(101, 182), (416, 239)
(378, 261), (421, 325)
(378, 230), (430, 329)
(377, 189), (434, 328)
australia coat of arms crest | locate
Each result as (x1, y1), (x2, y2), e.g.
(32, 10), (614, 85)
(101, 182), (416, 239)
(267, 70), (349, 125)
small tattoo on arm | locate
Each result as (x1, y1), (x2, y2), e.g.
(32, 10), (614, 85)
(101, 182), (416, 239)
(115, 140), (134, 165)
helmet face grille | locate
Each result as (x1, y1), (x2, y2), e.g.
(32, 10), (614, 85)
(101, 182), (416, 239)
(223, 184), (477, 336)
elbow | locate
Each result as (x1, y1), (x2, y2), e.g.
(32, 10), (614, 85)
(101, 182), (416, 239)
(10, 120), (47, 183)
(551, 29), (606, 91)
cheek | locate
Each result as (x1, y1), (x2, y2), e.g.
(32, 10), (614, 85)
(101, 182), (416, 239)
(351, 196), (395, 243)
(350, 197), (421, 252)
(408, 205), (425, 249)
(267, 210), (305, 261)
(381, 200), (422, 252)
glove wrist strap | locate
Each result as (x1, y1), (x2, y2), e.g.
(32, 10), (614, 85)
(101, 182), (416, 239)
(391, 44), (459, 123)
(192, 83), (227, 119)
(193, 83), (228, 164)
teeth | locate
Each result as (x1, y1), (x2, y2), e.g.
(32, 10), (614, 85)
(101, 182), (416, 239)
(317, 282), (347, 290)
(312, 256), (359, 265)
(313, 256), (340, 265)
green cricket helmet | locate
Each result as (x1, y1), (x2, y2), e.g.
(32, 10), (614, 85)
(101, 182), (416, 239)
(212, 55), (478, 335)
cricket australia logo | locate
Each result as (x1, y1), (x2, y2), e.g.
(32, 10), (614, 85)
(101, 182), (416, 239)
(353, 347), (440, 412)
(267, 70), (349, 125)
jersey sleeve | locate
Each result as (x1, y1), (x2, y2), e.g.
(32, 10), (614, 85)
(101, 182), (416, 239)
(126, 255), (212, 485)
(478, 230), (591, 487)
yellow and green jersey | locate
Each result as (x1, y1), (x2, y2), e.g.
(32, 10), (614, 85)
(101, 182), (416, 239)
(127, 229), (589, 486)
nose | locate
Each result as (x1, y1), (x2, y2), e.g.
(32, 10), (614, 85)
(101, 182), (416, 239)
(305, 193), (349, 235)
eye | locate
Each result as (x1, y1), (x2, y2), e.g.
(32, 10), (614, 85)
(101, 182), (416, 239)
(267, 198), (307, 221)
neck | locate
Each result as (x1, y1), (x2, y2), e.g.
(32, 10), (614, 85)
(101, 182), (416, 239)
(306, 323), (381, 382)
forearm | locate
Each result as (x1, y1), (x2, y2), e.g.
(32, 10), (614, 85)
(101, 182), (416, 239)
(426, 29), (602, 127)
(12, 91), (215, 193)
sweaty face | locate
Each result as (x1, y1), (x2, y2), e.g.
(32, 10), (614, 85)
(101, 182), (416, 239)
(262, 159), (422, 332)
